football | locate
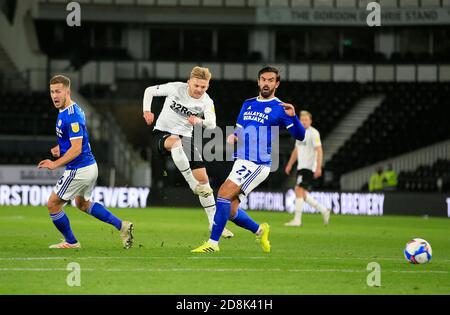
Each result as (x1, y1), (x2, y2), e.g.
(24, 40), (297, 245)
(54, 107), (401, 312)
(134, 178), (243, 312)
(404, 238), (432, 264)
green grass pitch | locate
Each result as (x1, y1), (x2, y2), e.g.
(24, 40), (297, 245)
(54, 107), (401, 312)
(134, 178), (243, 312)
(0, 206), (449, 294)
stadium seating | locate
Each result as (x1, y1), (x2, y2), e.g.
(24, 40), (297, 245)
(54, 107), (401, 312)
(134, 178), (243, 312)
(0, 91), (54, 136)
(0, 91), (110, 166)
(326, 82), (450, 188)
(86, 80), (449, 191)
(398, 159), (450, 192)
(3, 81), (448, 192)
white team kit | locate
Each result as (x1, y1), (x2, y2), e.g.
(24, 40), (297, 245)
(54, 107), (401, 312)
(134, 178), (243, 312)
(296, 126), (322, 172)
(143, 82), (216, 137)
(286, 124), (330, 227)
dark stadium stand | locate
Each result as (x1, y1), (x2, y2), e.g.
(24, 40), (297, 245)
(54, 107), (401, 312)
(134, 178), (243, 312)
(3, 81), (448, 191)
(0, 90), (54, 135)
(0, 91), (109, 166)
(398, 159), (450, 192)
(81, 80), (450, 190)
(326, 82), (450, 187)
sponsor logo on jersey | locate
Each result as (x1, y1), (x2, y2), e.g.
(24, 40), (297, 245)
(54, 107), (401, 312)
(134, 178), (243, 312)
(243, 111), (269, 124)
(71, 123), (80, 133)
(56, 127), (63, 138)
(170, 100), (199, 117)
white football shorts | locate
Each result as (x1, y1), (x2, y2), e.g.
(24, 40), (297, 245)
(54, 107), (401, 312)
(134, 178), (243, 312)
(53, 163), (98, 201)
(227, 159), (271, 200)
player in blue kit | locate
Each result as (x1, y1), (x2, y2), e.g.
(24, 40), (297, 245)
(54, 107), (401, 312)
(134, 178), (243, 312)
(38, 75), (134, 249)
(192, 66), (306, 253)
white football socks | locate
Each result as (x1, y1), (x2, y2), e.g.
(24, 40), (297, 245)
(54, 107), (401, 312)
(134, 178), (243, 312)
(294, 197), (304, 223)
(305, 194), (327, 214)
(171, 146), (198, 191)
(199, 193), (215, 226)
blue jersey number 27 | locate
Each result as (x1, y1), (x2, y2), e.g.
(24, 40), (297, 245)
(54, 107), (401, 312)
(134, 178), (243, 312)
(236, 166), (252, 180)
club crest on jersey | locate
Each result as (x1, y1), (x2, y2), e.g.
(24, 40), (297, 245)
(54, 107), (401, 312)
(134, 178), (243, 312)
(71, 123), (80, 133)
(58, 119), (62, 127)
(264, 107), (272, 114)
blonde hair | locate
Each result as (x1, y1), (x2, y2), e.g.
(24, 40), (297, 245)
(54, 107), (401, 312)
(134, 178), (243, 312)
(300, 110), (312, 120)
(190, 66), (212, 81)
(50, 75), (71, 88)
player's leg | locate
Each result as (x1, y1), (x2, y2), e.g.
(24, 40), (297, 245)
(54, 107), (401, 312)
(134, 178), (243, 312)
(285, 185), (305, 227)
(292, 168), (331, 225)
(191, 179), (240, 252)
(192, 160), (271, 253)
(76, 196), (134, 249)
(48, 172), (80, 248)
(76, 197), (122, 230)
(304, 190), (331, 225)
(225, 163), (271, 253)
(223, 190), (271, 254)
(163, 135), (205, 195)
(229, 199), (259, 233)
(75, 163), (134, 248)
(192, 166), (234, 239)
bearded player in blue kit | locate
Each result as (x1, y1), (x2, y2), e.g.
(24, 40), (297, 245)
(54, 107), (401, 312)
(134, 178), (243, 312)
(38, 75), (134, 249)
(192, 66), (306, 253)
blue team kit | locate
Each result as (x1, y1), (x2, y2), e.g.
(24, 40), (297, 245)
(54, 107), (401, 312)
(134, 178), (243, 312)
(56, 103), (96, 170)
(234, 97), (305, 165)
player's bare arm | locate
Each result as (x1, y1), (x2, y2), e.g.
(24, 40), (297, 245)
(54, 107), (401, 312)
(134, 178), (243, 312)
(50, 145), (60, 158)
(285, 147), (298, 175)
(38, 138), (82, 170)
(143, 111), (155, 125)
(189, 103), (216, 128)
(143, 84), (164, 126)
(314, 146), (323, 178)
(188, 115), (203, 126)
(227, 134), (238, 145)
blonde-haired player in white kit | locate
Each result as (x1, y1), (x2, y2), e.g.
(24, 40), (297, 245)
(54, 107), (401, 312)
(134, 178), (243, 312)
(284, 111), (331, 227)
(142, 66), (233, 238)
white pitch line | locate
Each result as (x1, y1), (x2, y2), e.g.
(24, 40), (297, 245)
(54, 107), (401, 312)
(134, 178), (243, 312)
(1, 256), (449, 264)
(0, 267), (448, 274)
(0, 256), (407, 262)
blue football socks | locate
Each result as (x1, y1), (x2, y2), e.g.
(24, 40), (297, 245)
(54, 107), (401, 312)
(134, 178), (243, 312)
(210, 197), (232, 242)
(50, 210), (78, 244)
(88, 202), (122, 230)
(230, 208), (259, 233)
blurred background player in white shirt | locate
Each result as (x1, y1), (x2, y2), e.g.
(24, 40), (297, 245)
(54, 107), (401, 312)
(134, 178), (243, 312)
(142, 66), (233, 238)
(284, 111), (331, 227)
